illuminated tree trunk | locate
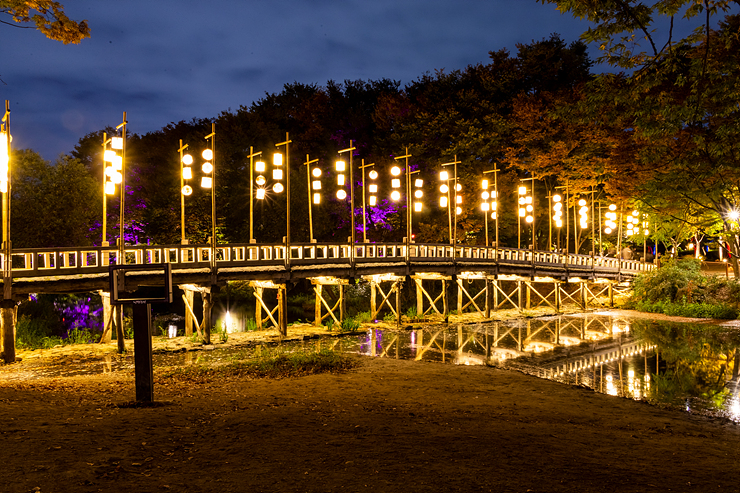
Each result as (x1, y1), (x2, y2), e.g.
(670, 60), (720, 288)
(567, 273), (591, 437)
(202, 292), (212, 344)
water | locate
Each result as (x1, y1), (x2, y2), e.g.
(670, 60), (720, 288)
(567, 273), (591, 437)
(4, 312), (740, 422)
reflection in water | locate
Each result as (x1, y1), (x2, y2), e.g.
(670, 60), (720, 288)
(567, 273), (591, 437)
(351, 314), (740, 422)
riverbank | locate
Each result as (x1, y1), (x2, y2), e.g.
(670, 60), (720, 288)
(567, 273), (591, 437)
(1, 354), (739, 492)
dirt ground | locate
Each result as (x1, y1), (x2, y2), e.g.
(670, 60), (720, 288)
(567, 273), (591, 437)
(2, 349), (740, 493)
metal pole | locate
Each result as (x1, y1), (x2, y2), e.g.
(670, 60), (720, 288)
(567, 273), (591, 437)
(304, 154), (318, 242)
(118, 112), (127, 262)
(350, 140), (355, 249)
(178, 139), (189, 245)
(276, 133), (292, 267)
(102, 132), (109, 247)
(247, 147), (261, 243)
(362, 159), (366, 243)
(453, 157), (457, 249)
(591, 185), (596, 260)
(2, 100), (11, 301)
(203, 123), (216, 273)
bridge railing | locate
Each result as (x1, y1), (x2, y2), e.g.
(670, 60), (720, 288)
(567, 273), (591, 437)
(1, 242), (655, 279)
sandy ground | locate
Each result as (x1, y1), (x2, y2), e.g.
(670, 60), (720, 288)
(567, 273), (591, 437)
(3, 307), (740, 492)
(2, 352), (740, 492)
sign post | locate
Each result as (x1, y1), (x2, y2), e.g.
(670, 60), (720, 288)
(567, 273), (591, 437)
(109, 263), (173, 402)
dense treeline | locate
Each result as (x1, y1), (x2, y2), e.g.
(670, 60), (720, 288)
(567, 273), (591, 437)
(15, 34), (596, 250)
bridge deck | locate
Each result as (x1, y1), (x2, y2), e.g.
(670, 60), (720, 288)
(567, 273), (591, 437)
(2, 242), (653, 294)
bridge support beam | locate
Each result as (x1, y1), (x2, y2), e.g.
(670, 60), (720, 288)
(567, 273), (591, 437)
(179, 284), (214, 343)
(364, 274), (403, 326)
(310, 277), (348, 328)
(99, 290), (113, 343)
(456, 271), (489, 319)
(412, 273), (451, 320)
(249, 281), (287, 336)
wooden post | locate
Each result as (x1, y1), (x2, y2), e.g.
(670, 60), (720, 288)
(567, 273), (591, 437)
(255, 286), (263, 330)
(0, 304), (15, 364)
(609, 282), (614, 307)
(494, 279), (499, 311)
(314, 284), (322, 326)
(278, 284), (287, 337)
(555, 282), (560, 312)
(581, 282), (586, 310)
(415, 279), (423, 318)
(457, 278), (463, 315)
(370, 282), (377, 320)
(517, 280), (523, 311)
(442, 280), (449, 317)
(202, 291), (212, 344)
(184, 289), (195, 336)
(100, 291), (113, 343)
(526, 283), (531, 309)
(115, 305), (125, 353)
(395, 282), (401, 328)
(485, 279), (491, 318)
(339, 284), (345, 323)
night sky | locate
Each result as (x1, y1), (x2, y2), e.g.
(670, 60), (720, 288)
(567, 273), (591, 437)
(3, 1), (595, 160)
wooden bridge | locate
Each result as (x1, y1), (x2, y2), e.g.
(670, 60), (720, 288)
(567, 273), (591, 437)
(0, 241), (654, 349)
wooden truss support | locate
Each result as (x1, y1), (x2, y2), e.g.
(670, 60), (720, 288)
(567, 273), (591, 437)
(179, 283), (214, 343)
(522, 281), (560, 312)
(249, 281), (287, 337)
(364, 274), (404, 327)
(455, 273), (489, 318)
(412, 274), (450, 318)
(558, 282), (587, 310)
(98, 290), (114, 344)
(490, 279), (523, 312)
(310, 277), (348, 328)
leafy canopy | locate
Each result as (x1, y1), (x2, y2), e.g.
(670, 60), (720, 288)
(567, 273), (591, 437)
(0, 0), (89, 44)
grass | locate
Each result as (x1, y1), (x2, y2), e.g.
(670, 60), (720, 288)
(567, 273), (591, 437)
(159, 346), (356, 381)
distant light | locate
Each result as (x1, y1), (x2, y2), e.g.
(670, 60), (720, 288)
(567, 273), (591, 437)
(273, 169), (283, 180)
(440, 184), (449, 193)
(456, 184), (462, 192)
(455, 207), (462, 215)
(202, 149), (213, 161)
(202, 162), (213, 174)
(312, 167), (321, 177)
(414, 178), (423, 188)
(182, 153), (193, 166)
(391, 190), (401, 201)
(491, 212), (497, 220)
(579, 199), (587, 206)
(335, 160), (346, 172)
(414, 190), (423, 199)
(553, 194), (561, 202)
(112, 171), (122, 184)
(439, 171), (449, 181)
(111, 137), (123, 150)
(104, 150), (116, 162)
(526, 215), (534, 223)
(481, 203), (490, 211)
(255, 161), (266, 172)
(273, 182), (284, 193)
(181, 185), (192, 196)
(273, 153), (282, 166)
(414, 202), (422, 212)
(456, 195), (462, 204)
(632, 210), (639, 216)
(337, 174), (345, 186)
(313, 193), (321, 204)
(369, 184), (378, 193)
(182, 167), (192, 180)
(392, 179), (401, 188)
(312, 180), (322, 190)
(391, 166), (401, 176)
(482, 191), (489, 200)
(337, 189), (347, 200)
(105, 182), (116, 195)
(256, 188), (266, 200)
(201, 176), (212, 189)
(518, 186), (526, 195)
(609, 203), (617, 211)
(369, 195), (377, 206)
(605, 227), (613, 234)
(481, 179), (489, 190)
(256, 175), (266, 186)
(440, 196), (448, 207)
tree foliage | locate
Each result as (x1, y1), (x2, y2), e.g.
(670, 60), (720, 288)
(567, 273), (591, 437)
(0, 0), (89, 44)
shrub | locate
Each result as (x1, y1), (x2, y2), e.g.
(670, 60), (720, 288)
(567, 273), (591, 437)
(340, 317), (361, 332)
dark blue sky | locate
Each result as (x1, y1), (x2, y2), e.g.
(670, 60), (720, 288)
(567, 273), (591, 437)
(4, 1), (597, 160)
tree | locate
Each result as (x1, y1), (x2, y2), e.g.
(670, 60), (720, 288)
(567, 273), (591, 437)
(539, 1), (740, 270)
(1, 0), (89, 44)
(11, 150), (100, 247)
